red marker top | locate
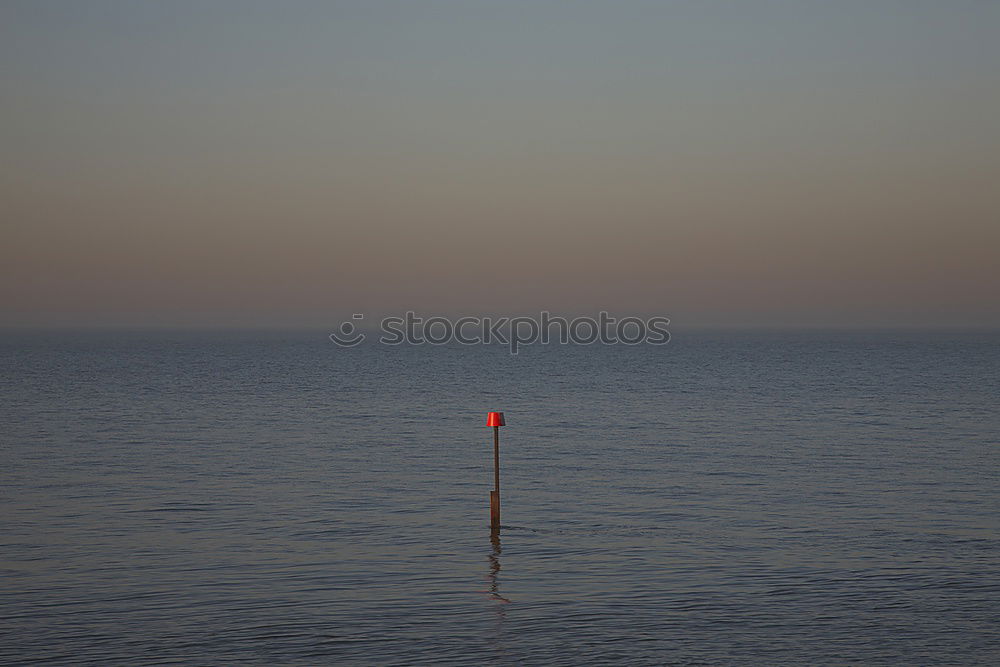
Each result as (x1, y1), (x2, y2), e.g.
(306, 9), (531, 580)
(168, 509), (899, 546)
(486, 412), (505, 427)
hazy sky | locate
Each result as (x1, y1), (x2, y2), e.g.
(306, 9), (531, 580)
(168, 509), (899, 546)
(2, 0), (998, 327)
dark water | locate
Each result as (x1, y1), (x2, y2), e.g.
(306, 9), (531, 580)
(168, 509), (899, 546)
(2, 330), (998, 665)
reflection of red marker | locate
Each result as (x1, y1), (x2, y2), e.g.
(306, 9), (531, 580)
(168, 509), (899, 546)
(486, 412), (505, 531)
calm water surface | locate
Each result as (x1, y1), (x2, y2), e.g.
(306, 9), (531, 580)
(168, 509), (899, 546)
(2, 330), (998, 665)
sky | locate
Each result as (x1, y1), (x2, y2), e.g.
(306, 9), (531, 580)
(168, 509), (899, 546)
(2, 0), (998, 328)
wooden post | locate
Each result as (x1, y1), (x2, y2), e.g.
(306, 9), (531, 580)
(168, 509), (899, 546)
(486, 412), (505, 531)
(490, 490), (500, 531)
(491, 425), (501, 531)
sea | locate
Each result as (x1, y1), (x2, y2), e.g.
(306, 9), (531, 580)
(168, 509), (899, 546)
(2, 329), (998, 665)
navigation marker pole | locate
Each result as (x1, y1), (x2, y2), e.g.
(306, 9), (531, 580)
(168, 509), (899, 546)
(486, 412), (505, 532)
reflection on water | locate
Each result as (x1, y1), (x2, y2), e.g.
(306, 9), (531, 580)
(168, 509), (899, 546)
(486, 530), (511, 605)
(485, 530), (510, 663)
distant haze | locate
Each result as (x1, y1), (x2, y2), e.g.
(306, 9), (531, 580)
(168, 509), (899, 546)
(2, 1), (998, 328)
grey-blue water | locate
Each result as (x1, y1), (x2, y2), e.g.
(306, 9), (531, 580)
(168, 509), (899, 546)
(2, 330), (998, 665)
